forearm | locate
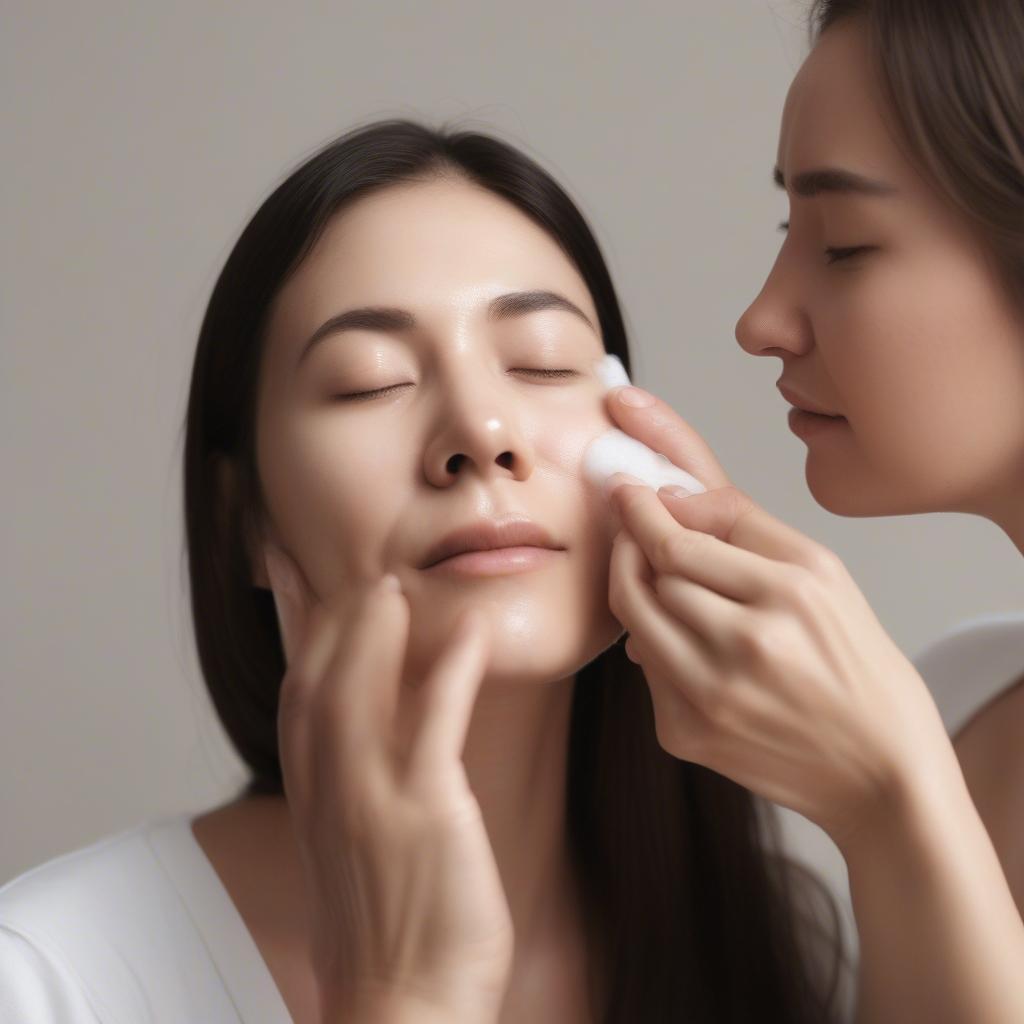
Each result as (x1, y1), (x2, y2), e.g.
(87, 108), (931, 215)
(843, 761), (1024, 1024)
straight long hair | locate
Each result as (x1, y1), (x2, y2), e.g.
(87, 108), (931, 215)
(182, 118), (846, 1023)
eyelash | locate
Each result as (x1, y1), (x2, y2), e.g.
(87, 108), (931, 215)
(777, 223), (875, 265)
(824, 246), (875, 265)
(334, 368), (580, 402)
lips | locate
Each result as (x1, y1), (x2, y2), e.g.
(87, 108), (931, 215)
(420, 516), (564, 569)
(776, 381), (844, 418)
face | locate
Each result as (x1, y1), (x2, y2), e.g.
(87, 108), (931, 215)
(736, 18), (1024, 518)
(252, 177), (624, 686)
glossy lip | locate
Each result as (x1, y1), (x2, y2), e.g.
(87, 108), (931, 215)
(776, 381), (845, 419)
(424, 545), (560, 577)
(420, 516), (565, 570)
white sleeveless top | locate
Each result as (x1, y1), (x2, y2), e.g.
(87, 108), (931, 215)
(913, 610), (1024, 737)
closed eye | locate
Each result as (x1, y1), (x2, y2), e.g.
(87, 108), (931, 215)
(332, 368), (580, 402)
(513, 368), (580, 379)
(824, 245), (877, 265)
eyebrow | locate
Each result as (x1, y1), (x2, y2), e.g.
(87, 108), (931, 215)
(297, 289), (596, 365)
(773, 165), (898, 197)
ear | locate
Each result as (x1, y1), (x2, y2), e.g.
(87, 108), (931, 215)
(214, 455), (271, 590)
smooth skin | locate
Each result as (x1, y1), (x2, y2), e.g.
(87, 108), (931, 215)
(263, 553), (510, 1022)
(194, 177), (625, 1024)
(603, 16), (1024, 1024)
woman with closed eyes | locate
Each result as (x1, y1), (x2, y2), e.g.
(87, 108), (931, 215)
(3, 3), (1023, 1023)
(0, 119), (850, 1024)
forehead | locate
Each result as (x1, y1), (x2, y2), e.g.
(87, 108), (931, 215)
(269, 177), (598, 337)
(778, 19), (909, 185)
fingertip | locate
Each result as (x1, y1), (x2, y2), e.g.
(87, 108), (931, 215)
(602, 472), (647, 502)
(658, 484), (697, 500)
(614, 385), (656, 408)
(379, 573), (402, 594)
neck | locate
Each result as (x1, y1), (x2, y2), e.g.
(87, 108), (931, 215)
(460, 673), (582, 948)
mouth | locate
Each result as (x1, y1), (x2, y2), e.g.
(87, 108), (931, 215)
(424, 545), (562, 577)
(776, 382), (845, 419)
(420, 516), (565, 572)
(787, 406), (849, 438)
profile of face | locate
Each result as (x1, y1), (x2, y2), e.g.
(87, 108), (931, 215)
(736, 18), (1024, 518)
(251, 177), (625, 686)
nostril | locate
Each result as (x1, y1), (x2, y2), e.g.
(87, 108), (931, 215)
(446, 453), (465, 473)
(496, 452), (514, 469)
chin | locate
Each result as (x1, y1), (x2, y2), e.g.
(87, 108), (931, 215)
(405, 598), (623, 688)
(805, 460), (951, 518)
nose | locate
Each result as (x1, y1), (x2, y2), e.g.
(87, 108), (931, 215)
(423, 374), (537, 489)
(735, 250), (813, 359)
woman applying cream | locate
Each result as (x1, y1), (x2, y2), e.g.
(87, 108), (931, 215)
(605, 1), (1024, 1021)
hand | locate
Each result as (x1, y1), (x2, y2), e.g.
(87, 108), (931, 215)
(604, 388), (961, 852)
(263, 545), (514, 1022)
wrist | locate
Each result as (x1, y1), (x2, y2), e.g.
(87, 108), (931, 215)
(835, 749), (976, 869)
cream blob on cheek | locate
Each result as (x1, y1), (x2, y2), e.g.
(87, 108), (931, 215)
(581, 355), (707, 496)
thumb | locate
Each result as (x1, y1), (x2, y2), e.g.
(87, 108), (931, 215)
(654, 485), (758, 543)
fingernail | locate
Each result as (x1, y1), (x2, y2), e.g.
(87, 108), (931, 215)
(659, 485), (695, 499)
(602, 471), (647, 500)
(616, 386), (655, 408)
(380, 573), (402, 593)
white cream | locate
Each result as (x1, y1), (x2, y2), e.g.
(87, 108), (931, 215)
(585, 355), (707, 496)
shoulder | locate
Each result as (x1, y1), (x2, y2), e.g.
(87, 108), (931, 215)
(0, 924), (103, 1021)
(0, 820), (158, 933)
(912, 610), (1024, 737)
(0, 816), (203, 1021)
(0, 821), (161, 1021)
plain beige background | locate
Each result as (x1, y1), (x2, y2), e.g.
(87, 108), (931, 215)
(2, 0), (1020, 986)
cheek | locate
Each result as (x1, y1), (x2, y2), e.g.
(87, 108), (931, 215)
(530, 402), (620, 540)
(263, 419), (404, 590)
(821, 257), (1024, 496)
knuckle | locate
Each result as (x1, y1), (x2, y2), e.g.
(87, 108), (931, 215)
(697, 684), (732, 725)
(782, 567), (825, 612)
(805, 544), (846, 582)
(735, 621), (781, 665)
(654, 531), (690, 571)
(719, 485), (753, 519)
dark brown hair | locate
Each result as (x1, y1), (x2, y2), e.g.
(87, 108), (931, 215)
(811, 0), (1024, 304)
(182, 118), (847, 1022)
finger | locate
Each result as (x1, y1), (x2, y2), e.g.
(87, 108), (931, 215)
(609, 529), (718, 699)
(605, 385), (732, 490)
(406, 609), (492, 779)
(651, 565), (747, 655)
(625, 628), (711, 758)
(612, 483), (778, 603)
(656, 485), (842, 576)
(318, 575), (409, 774)
(266, 547), (338, 821)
